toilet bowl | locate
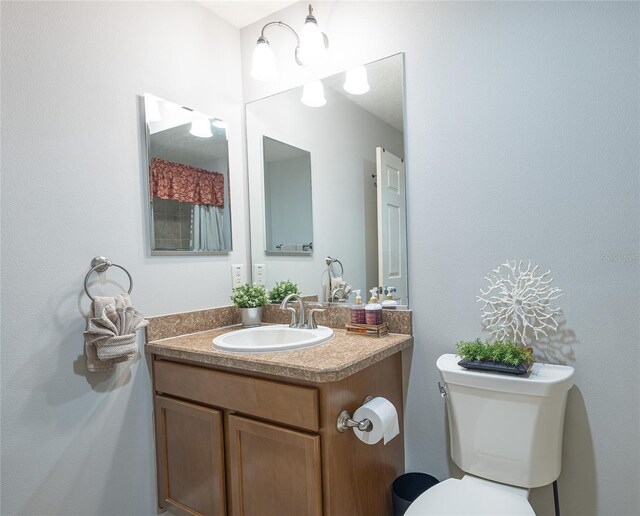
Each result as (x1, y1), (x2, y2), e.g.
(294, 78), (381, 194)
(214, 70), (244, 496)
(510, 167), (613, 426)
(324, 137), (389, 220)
(405, 475), (534, 516)
(406, 354), (574, 516)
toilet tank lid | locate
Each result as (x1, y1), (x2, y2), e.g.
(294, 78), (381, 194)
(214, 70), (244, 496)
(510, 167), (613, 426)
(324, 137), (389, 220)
(437, 354), (574, 397)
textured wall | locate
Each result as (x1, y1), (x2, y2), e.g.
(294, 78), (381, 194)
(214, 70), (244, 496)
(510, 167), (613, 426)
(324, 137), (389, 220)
(241, 2), (640, 515)
(1, 2), (245, 514)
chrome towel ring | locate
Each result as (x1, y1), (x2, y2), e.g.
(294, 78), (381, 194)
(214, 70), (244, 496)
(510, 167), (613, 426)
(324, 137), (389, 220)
(325, 256), (344, 277)
(84, 256), (133, 301)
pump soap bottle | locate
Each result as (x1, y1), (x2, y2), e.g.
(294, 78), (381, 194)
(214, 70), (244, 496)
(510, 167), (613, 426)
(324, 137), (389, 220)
(381, 287), (398, 309)
(365, 288), (383, 325)
(351, 290), (366, 324)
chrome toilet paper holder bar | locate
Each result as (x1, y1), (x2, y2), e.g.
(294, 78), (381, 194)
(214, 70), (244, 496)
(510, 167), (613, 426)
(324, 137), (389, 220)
(336, 396), (374, 433)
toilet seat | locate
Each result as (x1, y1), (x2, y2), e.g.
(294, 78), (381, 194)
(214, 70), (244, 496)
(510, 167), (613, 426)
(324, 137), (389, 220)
(404, 476), (535, 516)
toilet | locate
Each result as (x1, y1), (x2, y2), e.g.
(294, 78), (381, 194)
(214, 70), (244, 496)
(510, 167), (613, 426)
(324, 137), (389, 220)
(406, 353), (574, 516)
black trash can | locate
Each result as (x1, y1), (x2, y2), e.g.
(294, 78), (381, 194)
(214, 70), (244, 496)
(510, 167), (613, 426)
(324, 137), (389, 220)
(392, 472), (439, 516)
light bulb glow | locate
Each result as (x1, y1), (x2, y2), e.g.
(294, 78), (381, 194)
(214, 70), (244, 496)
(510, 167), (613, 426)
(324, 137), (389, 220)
(251, 38), (278, 82)
(298, 19), (327, 65)
(190, 117), (213, 138)
(301, 80), (326, 107)
(343, 66), (370, 95)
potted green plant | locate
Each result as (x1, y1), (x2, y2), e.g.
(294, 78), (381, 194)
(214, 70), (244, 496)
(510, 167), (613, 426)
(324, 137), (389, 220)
(268, 280), (301, 303)
(231, 283), (268, 328)
(456, 339), (534, 375)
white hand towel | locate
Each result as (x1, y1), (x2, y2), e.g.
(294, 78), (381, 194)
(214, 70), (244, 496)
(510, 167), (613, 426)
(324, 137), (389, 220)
(330, 276), (344, 290)
(84, 293), (148, 372)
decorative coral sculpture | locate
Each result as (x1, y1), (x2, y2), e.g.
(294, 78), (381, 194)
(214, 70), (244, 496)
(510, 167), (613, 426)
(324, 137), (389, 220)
(477, 260), (563, 345)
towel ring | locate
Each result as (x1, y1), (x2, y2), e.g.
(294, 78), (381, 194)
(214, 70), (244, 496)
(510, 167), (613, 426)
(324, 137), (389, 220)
(84, 256), (133, 301)
(325, 256), (344, 277)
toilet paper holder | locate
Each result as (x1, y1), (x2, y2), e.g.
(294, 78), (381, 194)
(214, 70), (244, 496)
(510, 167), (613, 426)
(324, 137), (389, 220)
(336, 396), (374, 433)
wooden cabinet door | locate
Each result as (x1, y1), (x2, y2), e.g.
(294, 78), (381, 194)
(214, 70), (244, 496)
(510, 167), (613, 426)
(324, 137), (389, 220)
(155, 395), (226, 516)
(227, 415), (322, 516)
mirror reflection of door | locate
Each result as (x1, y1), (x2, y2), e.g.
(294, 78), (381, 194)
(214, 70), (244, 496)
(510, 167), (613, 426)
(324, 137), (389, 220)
(143, 94), (232, 254)
(376, 147), (407, 304)
(262, 136), (313, 254)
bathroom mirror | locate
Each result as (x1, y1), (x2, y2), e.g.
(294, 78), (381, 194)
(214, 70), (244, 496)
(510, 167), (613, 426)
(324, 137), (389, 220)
(263, 136), (313, 255)
(142, 94), (232, 255)
(246, 53), (408, 305)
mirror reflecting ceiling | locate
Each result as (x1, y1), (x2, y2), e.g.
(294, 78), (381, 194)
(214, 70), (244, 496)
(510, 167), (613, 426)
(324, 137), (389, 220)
(143, 94), (232, 254)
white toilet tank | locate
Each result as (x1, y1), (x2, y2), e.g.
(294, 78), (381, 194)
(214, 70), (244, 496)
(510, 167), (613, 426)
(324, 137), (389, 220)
(437, 354), (574, 489)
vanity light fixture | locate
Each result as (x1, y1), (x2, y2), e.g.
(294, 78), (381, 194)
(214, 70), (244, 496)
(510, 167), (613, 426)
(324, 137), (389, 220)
(250, 4), (329, 82)
(189, 116), (213, 138)
(343, 66), (370, 95)
(301, 80), (326, 107)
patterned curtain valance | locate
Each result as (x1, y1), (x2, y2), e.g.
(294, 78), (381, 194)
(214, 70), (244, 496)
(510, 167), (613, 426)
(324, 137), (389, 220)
(151, 158), (225, 208)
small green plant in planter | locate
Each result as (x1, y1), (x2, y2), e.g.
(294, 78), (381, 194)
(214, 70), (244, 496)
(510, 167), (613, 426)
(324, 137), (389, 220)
(456, 339), (534, 375)
(231, 283), (268, 308)
(231, 283), (268, 327)
(268, 280), (300, 303)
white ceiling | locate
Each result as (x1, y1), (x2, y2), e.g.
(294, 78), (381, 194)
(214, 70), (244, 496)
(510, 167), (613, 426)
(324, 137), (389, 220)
(196, 0), (299, 28)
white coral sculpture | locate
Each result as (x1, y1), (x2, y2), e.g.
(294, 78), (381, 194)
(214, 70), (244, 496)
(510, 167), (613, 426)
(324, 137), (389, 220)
(477, 260), (563, 345)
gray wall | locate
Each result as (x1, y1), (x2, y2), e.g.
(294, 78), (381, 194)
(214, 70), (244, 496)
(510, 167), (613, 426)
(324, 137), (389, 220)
(1, 2), (246, 514)
(241, 2), (640, 515)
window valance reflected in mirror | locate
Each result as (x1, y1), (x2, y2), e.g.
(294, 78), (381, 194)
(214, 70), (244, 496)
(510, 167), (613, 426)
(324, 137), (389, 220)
(246, 53), (408, 305)
(263, 136), (313, 255)
(142, 94), (232, 255)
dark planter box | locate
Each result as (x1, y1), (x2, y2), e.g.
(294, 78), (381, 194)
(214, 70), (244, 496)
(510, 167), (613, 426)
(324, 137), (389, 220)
(458, 359), (532, 376)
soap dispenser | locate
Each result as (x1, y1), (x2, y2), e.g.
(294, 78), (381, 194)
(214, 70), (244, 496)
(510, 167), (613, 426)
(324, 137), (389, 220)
(381, 287), (398, 309)
(365, 288), (382, 325)
(351, 290), (366, 324)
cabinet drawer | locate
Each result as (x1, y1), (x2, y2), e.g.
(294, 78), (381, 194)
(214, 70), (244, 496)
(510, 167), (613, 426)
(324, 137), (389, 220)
(154, 359), (319, 432)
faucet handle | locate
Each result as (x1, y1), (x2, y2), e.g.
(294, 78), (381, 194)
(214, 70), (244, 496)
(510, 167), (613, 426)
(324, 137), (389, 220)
(284, 306), (298, 327)
(307, 307), (326, 329)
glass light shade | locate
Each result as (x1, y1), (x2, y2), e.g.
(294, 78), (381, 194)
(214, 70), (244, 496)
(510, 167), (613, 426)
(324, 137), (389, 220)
(212, 118), (228, 129)
(144, 96), (162, 122)
(190, 117), (213, 138)
(251, 39), (278, 82)
(301, 80), (326, 107)
(343, 66), (370, 95)
(298, 20), (327, 65)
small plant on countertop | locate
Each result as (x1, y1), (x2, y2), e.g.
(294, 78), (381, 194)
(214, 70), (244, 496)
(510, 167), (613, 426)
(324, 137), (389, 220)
(456, 339), (534, 367)
(268, 280), (300, 303)
(231, 283), (268, 308)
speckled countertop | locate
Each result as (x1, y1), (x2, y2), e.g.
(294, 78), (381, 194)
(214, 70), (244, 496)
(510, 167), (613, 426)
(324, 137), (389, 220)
(146, 325), (413, 383)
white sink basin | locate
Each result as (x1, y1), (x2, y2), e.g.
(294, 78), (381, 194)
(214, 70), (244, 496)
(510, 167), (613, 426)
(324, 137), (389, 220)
(212, 324), (334, 353)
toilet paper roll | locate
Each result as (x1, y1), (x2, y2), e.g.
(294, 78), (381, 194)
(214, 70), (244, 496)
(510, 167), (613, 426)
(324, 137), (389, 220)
(352, 396), (399, 445)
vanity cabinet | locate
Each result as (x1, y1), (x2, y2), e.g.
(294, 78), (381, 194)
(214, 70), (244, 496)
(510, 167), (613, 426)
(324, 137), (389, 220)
(154, 396), (227, 515)
(151, 350), (404, 516)
(227, 415), (322, 516)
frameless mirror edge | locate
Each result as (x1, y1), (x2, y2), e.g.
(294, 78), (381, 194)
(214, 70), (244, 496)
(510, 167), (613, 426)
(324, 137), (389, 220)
(142, 93), (232, 255)
(245, 52), (409, 305)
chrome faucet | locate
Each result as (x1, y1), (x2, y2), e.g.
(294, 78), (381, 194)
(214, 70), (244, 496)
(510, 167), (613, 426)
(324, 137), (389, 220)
(279, 293), (306, 328)
(279, 294), (326, 329)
